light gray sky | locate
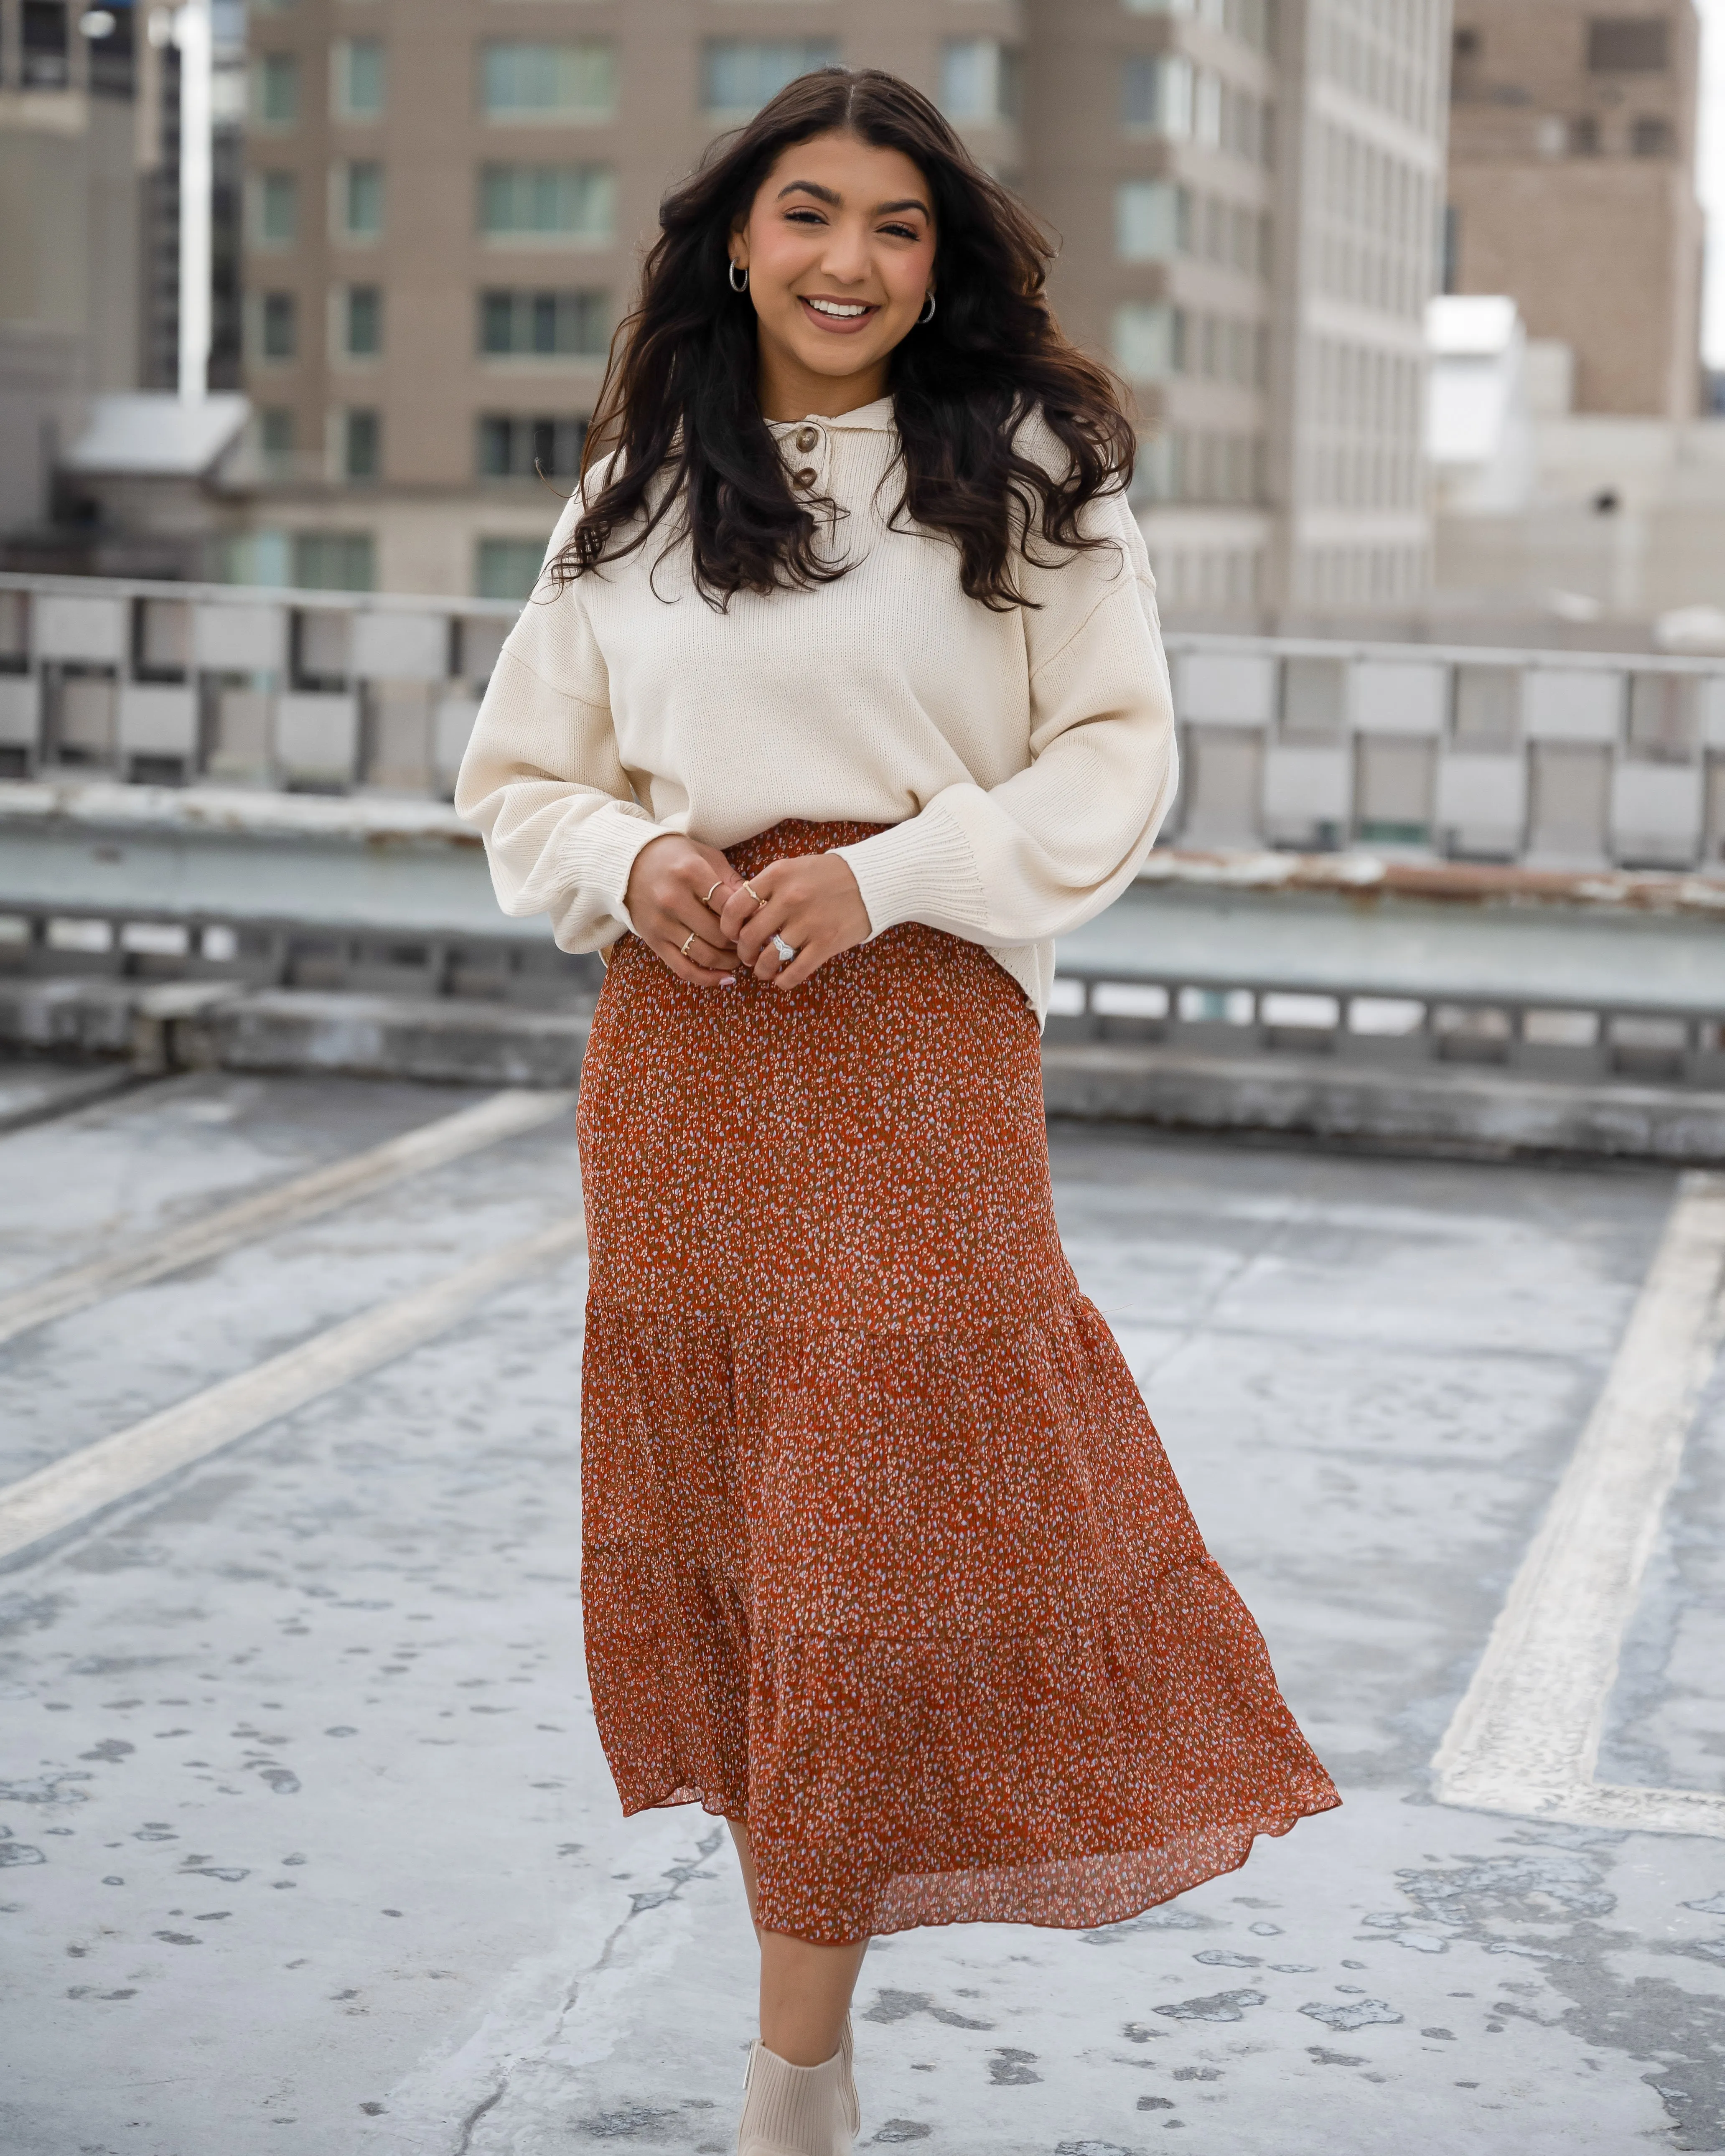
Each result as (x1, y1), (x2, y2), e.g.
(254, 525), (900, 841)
(1702, 0), (1725, 364)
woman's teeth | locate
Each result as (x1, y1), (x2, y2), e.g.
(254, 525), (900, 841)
(805, 299), (872, 318)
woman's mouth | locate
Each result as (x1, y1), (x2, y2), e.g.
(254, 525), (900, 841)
(798, 295), (880, 335)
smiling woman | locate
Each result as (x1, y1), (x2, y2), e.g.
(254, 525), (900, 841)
(454, 64), (1336, 2156)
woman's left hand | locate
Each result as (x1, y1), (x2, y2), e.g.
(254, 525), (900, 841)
(717, 852), (872, 992)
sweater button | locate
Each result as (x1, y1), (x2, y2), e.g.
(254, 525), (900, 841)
(793, 465), (817, 488)
(794, 426), (820, 454)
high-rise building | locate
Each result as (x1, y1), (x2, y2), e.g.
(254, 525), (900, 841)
(233, 0), (1450, 618)
(1445, 0), (1704, 419)
(0, 0), (144, 534)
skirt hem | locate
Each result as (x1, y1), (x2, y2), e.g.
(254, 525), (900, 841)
(612, 1776), (1343, 1945)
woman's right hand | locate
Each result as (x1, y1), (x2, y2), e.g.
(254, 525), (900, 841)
(623, 833), (747, 986)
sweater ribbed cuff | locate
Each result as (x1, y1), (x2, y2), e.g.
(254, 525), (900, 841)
(561, 799), (664, 936)
(831, 802), (985, 940)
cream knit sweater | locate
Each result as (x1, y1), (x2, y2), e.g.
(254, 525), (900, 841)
(454, 395), (1178, 1023)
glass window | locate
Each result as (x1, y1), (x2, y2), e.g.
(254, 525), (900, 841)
(292, 533), (375, 592)
(1121, 53), (1193, 135)
(21, 0), (70, 89)
(479, 288), (609, 357)
(342, 409), (382, 481)
(260, 290), (298, 358)
(344, 285), (383, 356)
(333, 38), (385, 117)
(258, 409), (296, 472)
(479, 165), (615, 242)
(1116, 179), (1187, 261)
(476, 537), (548, 602)
(256, 171), (299, 245)
(1113, 301), (1183, 381)
(254, 51), (300, 125)
(702, 40), (840, 116)
(476, 414), (588, 480)
(939, 39), (1020, 123)
(1631, 115), (1673, 155)
(1586, 18), (1669, 72)
(481, 42), (615, 119)
(340, 161), (385, 239)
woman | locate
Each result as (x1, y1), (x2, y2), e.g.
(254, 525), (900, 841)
(457, 66), (1337, 2156)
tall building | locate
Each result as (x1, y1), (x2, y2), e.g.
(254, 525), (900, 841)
(1445, 0), (1704, 419)
(1031, 0), (1448, 617)
(0, 0), (144, 535)
(234, 0), (1450, 618)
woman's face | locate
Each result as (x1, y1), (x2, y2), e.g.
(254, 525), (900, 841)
(730, 131), (937, 404)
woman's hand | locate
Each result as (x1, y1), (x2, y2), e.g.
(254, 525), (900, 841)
(624, 834), (748, 986)
(717, 852), (872, 992)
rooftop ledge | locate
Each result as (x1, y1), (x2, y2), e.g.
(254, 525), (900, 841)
(2, 777), (1723, 918)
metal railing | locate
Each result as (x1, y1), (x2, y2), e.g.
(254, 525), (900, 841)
(3, 571), (1725, 875)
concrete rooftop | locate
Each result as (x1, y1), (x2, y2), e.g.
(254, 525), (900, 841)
(0, 1061), (1722, 2155)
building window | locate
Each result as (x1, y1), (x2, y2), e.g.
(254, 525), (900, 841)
(1630, 115), (1673, 156)
(337, 160), (385, 241)
(293, 533), (375, 592)
(479, 164), (615, 243)
(1112, 302), (1183, 381)
(258, 408), (297, 473)
(254, 172), (300, 247)
(260, 290), (298, 359)
(477, 414), (588, 480)
(21, 0), (70, 90)
(702, 40), (840, 117)
(1122, 54), (1193, 136)
(254, 51), (300, 126)
(481, 42), (616, 121)
(343, 285), (383, 357)
(939, 39), (1020, 124)
(341, 409), (382, 481)
(476, 537), (548, 601)
(1586, 18), (1669, 72)
(480, 289), (609, 358)
(1116, 179), (1187, 261)
(333, 38), (385, 119)
(1570, 114), (1601, 153)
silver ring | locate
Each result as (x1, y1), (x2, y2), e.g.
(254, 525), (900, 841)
(771, 933), (797, 964)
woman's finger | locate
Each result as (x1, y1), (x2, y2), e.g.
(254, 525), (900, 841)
(656, 935), (735, 985)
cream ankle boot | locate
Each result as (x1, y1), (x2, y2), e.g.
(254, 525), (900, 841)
(736, 2038), (854, 2156)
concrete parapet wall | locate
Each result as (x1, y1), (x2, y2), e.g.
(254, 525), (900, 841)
(4, 975), (1722, 1167)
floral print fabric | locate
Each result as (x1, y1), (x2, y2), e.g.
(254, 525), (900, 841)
(574, 818), (1340, 1945)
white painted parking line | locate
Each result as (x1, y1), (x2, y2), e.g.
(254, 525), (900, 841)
(0, 1085), (575, 1348)
(0, 1214), (585, 1563)
(1435, 1169), (1725, 1837)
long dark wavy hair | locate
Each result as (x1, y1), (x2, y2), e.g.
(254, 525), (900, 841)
(554, 67), (1137, 611)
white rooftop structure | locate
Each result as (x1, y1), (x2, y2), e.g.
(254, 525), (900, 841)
(61, 393), (250, 480)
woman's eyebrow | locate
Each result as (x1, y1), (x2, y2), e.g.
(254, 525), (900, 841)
(776, 180), (842, 205)
(874, 198), (931, 218)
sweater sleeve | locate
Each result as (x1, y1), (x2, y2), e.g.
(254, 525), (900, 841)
(829, 484), (1178, 949)
(453, 483), (666, 953)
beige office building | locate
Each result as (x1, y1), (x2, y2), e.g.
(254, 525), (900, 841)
(1445, 0), (1704, 420)
(235, 0), (1450, 619)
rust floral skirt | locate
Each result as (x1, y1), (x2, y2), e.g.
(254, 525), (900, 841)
(574, 818), (1339, 1945)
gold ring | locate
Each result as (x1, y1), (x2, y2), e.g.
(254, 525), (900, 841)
(679, 929), (696, 955)
(741, 881), (766, 908)
(702, 878), (723, 906)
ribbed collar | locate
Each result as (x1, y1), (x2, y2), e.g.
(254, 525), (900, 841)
(763, 394), (896, 436)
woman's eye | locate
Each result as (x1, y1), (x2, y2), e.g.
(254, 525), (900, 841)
(784, 208), (825, 226)
(880, 223), (919, 241)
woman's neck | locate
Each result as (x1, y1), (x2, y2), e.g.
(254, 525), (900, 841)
(756, 345), (890, 424)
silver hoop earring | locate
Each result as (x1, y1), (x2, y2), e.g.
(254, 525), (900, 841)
(918, 290), (936, 325)
(728, 260), (749, 293)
